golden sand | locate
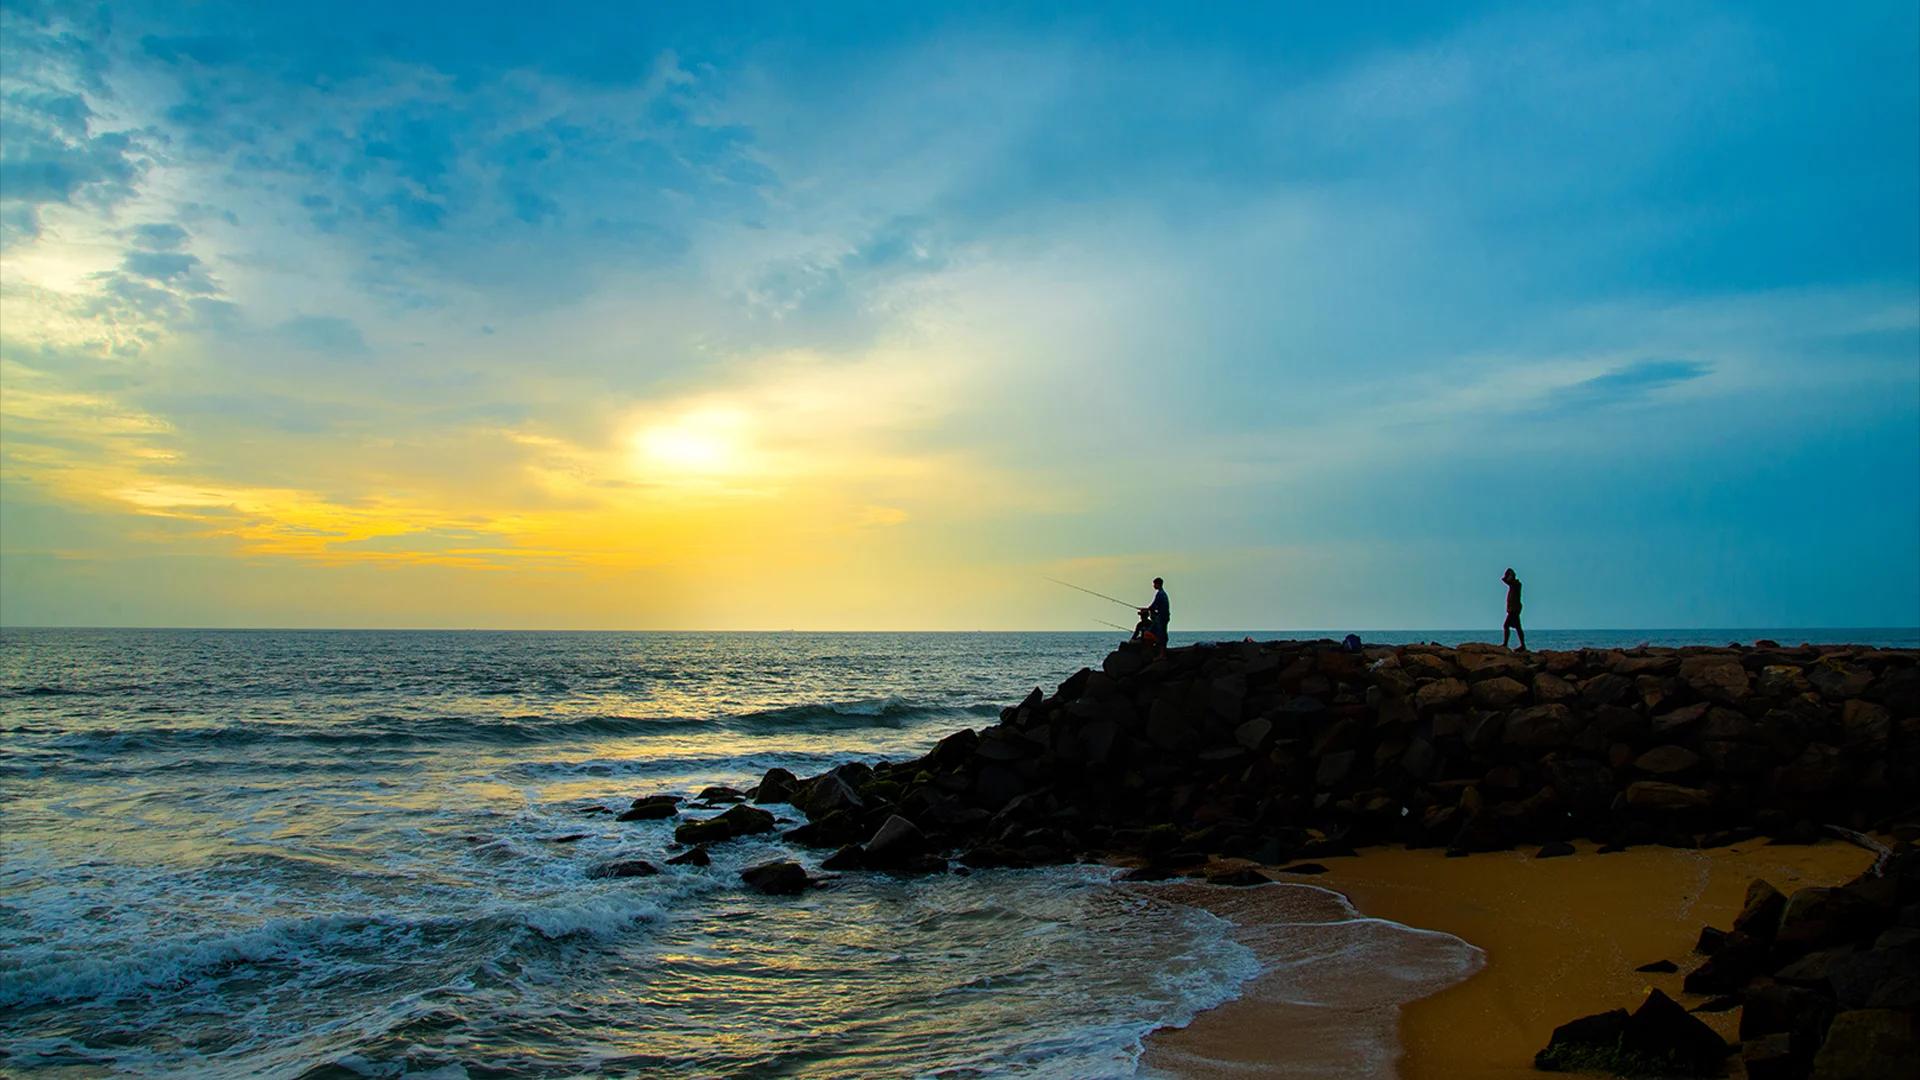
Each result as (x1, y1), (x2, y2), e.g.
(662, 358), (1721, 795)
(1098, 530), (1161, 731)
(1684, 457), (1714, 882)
(1141, 840), (1876, 1079)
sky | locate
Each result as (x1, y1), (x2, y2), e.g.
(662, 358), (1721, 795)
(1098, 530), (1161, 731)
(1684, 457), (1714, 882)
(1, 1), (1916, 631)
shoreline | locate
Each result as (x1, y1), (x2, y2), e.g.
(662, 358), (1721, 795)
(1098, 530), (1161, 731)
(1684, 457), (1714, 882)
(1139, 839), (1876, 1078)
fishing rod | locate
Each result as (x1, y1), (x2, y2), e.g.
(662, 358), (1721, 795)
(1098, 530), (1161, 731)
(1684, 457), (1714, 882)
(1044, 576), (1140, 611)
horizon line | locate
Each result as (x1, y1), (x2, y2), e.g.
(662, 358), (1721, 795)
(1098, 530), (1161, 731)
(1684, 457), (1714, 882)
(3, 624), (1916, 635)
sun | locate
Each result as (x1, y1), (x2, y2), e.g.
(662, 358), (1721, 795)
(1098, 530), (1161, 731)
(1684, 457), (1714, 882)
(633, 408), (748, 476)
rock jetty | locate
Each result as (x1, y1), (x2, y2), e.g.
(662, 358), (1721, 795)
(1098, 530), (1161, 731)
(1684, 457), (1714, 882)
(652, 636), (1917, 1077)
(764, 639), (1916, 871)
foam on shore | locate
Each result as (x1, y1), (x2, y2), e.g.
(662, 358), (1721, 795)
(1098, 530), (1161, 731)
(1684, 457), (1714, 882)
(1141, 839), (1876, 1079)
(1135, 880), (1483, 1078)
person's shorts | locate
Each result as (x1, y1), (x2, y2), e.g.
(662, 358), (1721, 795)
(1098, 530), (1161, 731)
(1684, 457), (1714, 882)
(1503, 609), (1523, 629)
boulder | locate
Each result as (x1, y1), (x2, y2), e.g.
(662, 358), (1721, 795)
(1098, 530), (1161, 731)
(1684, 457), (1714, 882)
(1775, 743), (1846, 795)
(792, 772), (867, 820)
(1146, 700), (1195, 752)
(1653, 701), (1711, 735)
(1680, 655), (1751, 702)
(1534, 1008), (1629, 1072)
(1740, 1033), (1797, 1080)
(754, 768), (799, 804)
(1777, 887), (1876, 952)
(1103, 646), (1149, 678)
(1533, 673), (1578, 703)
(1616, 990), (1730, 1076)
(666, 846), (711, 867)
(618, 794), (682, 821)
(673, 804), (776, 845)
(1471, 676), (1529, 708)
(586, 859), (660, 879)
(820, 844), (866, 870)
(783, 809), (867, 849)
(863, 814), (929, 868)
(1234, 716), (1274, 752)
(1503, 704), (1575, 748)
(1634, 745), (1704, 777)
(1315, 750), (1356, 789)
(1733, 879), (1788, 939)
(1841, 699), (1891, 750)
(1415, 678), (1470, 710)
(739, 859), (815, 896)
(1625, 781), (1713, 811)
(1809, 1009), (1918, 1079)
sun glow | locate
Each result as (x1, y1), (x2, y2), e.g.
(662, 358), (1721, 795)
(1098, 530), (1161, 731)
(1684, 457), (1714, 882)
(633, 408), (750, 477)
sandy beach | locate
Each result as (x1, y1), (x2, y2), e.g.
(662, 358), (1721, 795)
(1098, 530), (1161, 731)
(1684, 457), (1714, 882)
(1143, 839), (1877, 1078)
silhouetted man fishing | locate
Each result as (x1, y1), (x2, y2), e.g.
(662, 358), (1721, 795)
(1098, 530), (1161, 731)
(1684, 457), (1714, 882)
(1501, 568), (1526, 651)
(1139, 577), (1170, 652)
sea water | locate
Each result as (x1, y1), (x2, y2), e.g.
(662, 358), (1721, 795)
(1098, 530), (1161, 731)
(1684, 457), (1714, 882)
(2, 628), (1912, 1077)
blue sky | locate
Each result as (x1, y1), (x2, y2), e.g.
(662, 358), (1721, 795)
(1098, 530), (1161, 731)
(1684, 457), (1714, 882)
(1, 0), (1916, 629)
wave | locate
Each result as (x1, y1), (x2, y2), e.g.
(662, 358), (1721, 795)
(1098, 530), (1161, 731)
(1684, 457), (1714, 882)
(28, 698), (998, 755)
(0, 888), (679, 1012)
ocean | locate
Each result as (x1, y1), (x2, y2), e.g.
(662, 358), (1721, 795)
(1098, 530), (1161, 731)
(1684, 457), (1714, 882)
(3, 627), (1915, 1078)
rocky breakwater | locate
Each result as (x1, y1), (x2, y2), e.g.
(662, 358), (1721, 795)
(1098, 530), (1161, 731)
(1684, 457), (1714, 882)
(766, 639), (1918, 873)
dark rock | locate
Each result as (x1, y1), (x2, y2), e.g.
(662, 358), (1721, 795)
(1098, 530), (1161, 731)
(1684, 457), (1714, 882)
(666, 846), (711, 867)
(783, 809), (866, 849)
(1739, 1032), (1798, 1080)
(1534, 1008), (1630, 1072)
(1841, 699), (1892, 750)
(1314, 750), (1356, 789)
(863, 814), (929, 868)
(970, 763), (1028, 811)
(1830, 942), (1920, 1007)
(673, 804), (776, 845)
(739, 860), (814, 896)
(1634, 745), (1704, 776)
(820, 844), (866, 870)
(754, 768), (799, 804)
(587, 859), (660, 879)
(1777, 887), (1876, 952)
(1533, 673), (1578, 703)
(1415, 678), (1470, 710)
(1733, 879), (1788, 939)
(1809, 1009), (1919, 1079)
(618, 795), (682, 821)
(1471, 676), (1529, 708)
(1234, 716), (1274, 751)
(1625, 781), (1713, 812)
(1652, 701), (1712, 736)
(1680, 655), (1751, 702)
(1503, 704), (1575, 748)
(792, 771), (867, 820)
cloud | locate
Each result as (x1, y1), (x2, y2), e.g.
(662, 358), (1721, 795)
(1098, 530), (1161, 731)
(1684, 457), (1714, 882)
(1538, 359), (1712, 415)
(129, 222), (190, 250)
(275, 315), (368, 355)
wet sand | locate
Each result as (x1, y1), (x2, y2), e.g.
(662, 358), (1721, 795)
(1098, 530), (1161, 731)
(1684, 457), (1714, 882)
(1141, 840), (1876, 1078)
